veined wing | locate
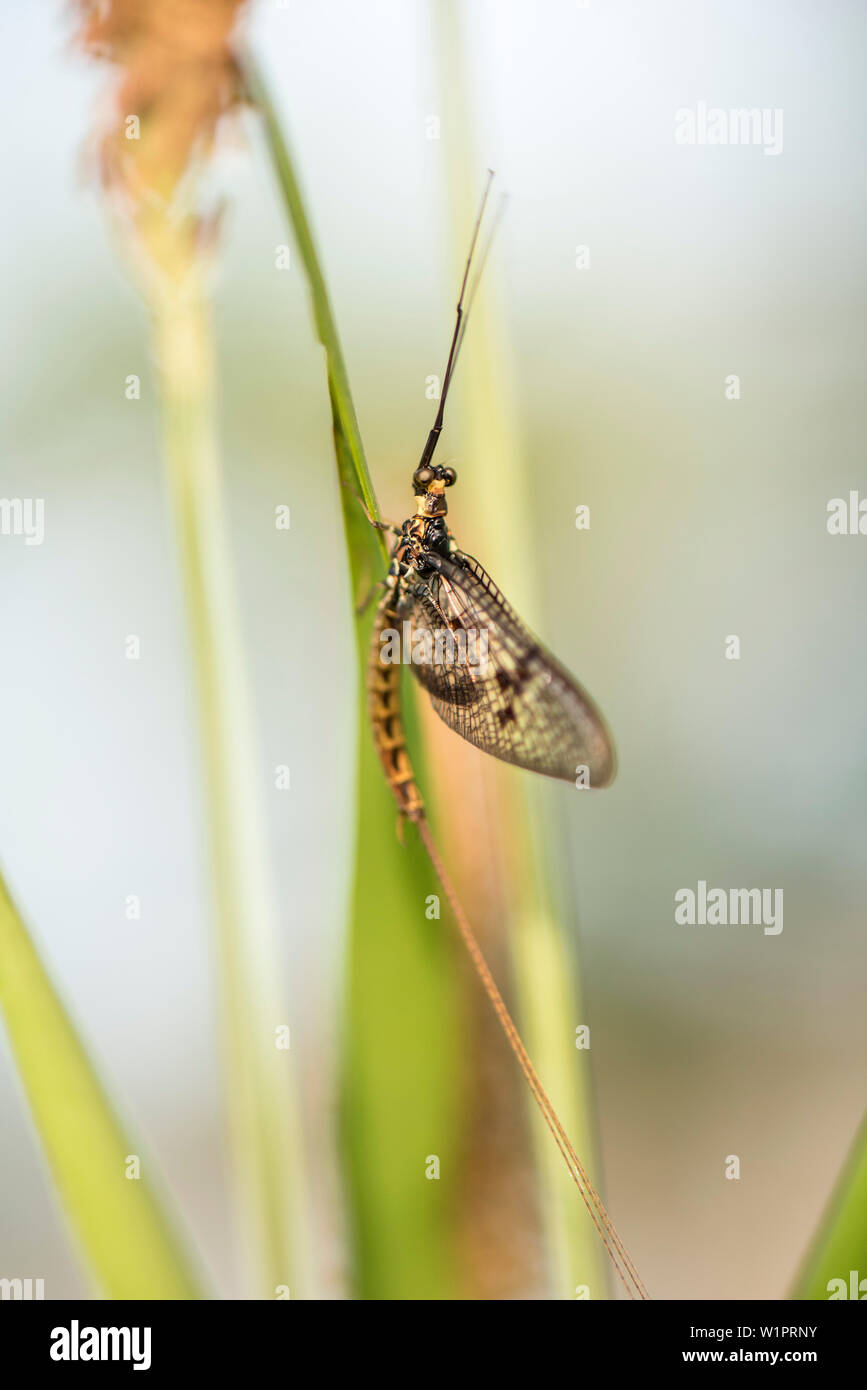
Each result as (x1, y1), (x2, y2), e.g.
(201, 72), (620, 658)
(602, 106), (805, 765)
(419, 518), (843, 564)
(399, 550), (616, 787)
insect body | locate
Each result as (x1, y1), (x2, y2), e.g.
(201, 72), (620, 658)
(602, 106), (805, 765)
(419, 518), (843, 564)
(369, 461), (615, 817)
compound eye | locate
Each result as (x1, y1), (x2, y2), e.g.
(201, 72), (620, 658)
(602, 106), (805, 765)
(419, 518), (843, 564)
(413, 466), (435, 489)
(442, 467), (457, 487)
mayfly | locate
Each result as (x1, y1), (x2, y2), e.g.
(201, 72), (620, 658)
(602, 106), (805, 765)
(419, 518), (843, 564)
(363, 173), (646, 1299)
(368, 172), (615, 822)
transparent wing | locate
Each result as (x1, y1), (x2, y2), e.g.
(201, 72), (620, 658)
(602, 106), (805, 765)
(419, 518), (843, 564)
(397, 550), (615, 786)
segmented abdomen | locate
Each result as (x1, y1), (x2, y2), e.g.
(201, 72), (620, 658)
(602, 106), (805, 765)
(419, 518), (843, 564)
(368, 592), (425, 820)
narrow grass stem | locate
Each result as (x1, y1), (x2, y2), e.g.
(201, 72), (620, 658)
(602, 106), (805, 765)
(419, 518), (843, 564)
(153, 275), (306, 1298)
(433, 0), (611, 1297)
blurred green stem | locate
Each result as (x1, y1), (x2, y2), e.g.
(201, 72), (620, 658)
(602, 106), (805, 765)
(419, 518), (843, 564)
(792, 1111), (867, 1299)
(434, 0), (608, 1297)
(0, 868), (202, 1298)
(248, 57), (464, 1298)
(153, 275), (305, 1298)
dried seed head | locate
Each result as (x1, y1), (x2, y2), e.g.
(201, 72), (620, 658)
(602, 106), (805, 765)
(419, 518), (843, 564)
(74, 0), (249, 284)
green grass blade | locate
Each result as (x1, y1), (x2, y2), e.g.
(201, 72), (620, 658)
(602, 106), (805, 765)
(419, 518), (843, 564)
(248, 60), (465, 1298)
(792, 1111), (867, 1299)
(342, 690), (463, 1299)
(244, 60), (385, 553)
(0, 869), (202, 1299)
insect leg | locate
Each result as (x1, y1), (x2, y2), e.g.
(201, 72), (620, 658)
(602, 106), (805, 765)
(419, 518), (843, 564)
(355, 577), (387, 617)
(341, 480), (401, 535)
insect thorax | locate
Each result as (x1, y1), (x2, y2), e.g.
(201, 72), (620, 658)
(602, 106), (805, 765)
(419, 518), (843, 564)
(404, 514), (451, 558)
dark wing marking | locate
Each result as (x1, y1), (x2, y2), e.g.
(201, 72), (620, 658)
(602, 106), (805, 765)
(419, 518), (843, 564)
(399, 549), (615, 786)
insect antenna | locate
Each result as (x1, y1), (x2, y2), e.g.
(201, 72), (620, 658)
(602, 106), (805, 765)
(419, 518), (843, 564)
(416, 169), (495, 474)
(446, 191), (507, 396)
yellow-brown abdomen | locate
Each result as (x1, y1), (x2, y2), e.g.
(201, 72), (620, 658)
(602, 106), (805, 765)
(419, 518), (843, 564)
(368, 593), (425, 821)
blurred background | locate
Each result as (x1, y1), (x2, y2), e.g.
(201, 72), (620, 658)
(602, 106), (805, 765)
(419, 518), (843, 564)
(1, 0), (865, 1299)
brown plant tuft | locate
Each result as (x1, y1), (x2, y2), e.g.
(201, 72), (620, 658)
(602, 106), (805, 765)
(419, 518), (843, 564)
(75, 0), (249, 281)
